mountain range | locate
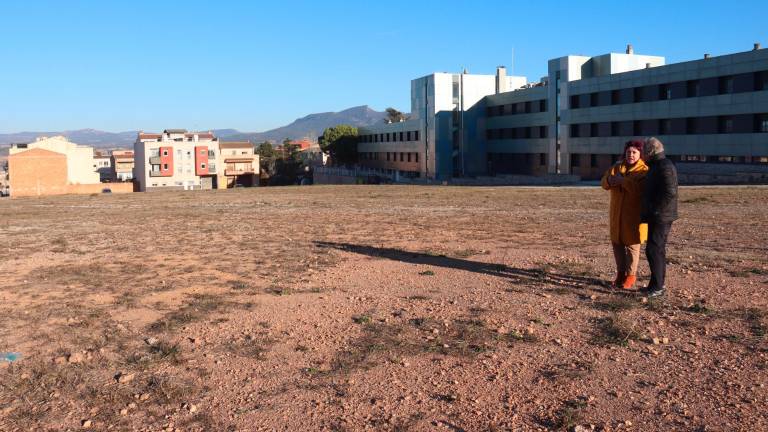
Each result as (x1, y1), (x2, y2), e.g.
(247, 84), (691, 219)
(0, 105), (393, 150)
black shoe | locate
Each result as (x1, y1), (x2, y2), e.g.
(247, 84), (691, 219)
(645, 287), (666, 298)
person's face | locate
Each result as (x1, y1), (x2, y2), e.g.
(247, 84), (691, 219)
(625, 146), (641, 165)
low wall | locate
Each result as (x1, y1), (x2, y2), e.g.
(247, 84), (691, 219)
(11, 182), (133, 198)
(676, 163), (768, 185)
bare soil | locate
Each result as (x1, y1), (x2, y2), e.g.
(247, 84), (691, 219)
(0, 185), (766, 431)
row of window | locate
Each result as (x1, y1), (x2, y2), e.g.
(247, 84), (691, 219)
(486, 126), (549, 140)
(360, 152), (420, 163)
(570, 153), (768, 167)
(570, 71), (768, 109)
(569, 113), (768, 137)
(486, 99), (548, 117)
(359, 130), (420, 143)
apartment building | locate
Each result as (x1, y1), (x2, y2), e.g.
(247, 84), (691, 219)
(358, 70), (526, 179)
(133, 130), (260, 191)
(219, 141), (259, 187)
(134, 129), (220, 191)
(357, 43), (768, 183)
(93, 151), (112, 182)
(110, 150), (134, 181)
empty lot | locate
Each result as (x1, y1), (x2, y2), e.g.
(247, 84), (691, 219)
(0, 185), (766, 431)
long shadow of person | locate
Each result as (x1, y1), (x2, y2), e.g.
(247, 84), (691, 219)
(314, 241), (611, 294)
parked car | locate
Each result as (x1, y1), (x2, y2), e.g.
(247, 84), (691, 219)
(101, 188), (112, 194)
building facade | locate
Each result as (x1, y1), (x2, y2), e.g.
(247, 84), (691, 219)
(111, 150), (134, 181)
(133, 130), (260, 191)
(357, 44), (768, 182)
(9, 136), (100, 184)
(93, 152), (112, 182)
(219, 141), (259, 187)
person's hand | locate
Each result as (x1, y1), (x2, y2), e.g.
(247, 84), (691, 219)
(610, 175), (624, 186)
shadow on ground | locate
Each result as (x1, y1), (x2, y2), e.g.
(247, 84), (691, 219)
(314, 241), (609, 293)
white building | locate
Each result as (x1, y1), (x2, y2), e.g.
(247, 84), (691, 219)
(9, 135), (100, 184)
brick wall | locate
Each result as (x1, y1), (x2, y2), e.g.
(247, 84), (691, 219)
(9, 149), (69, 197)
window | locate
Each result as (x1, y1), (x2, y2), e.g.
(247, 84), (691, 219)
(659, 84), (671, 100)
(570, 154), (581, 167)
(386, 153), (390, 161)
(659, 119), (672, 135)
(539, 126), (548, 138)
(163, 163), (169, 170)
(162, 149), (169, 156)
(201, 163), (206, 169)
(415, 153), (419, 163)
(590, 154), (598, 168)
(611, 121), (620, 137)
(570, 95), (580, 109)
(718, 76), (734, 94)
(407, 153), (412, 162)
(386, 133), (391, 142)
(570, 124), (580, 138)
(200, 149), (206, 155)
(406, 131), (411, 141)
(399, 153), (404, 162)
(756, 114), (768, 132)
(718, 116), (734, 133)
(414, 131), (419, 140)
(525, 101), (532, 113)
(186, 151), (192, 160)
(611, 90), (621, 105)
(540, 153), (547, 166)
(590, 92), (599, 107)
(633, 86), (644, 103)
(539, 99), (547, 112)
(590, 123), (599, 137)
(756, 71), (768, 91)
(399, 132), (404, 141)
(687, 80), (700, 97)
(633, 120), (642, 136)
(686, 117), (699, 134)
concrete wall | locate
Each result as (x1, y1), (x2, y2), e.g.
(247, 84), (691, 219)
(9, 148), (68, 197)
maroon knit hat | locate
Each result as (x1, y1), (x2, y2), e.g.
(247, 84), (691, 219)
(624, 140), (644, 152)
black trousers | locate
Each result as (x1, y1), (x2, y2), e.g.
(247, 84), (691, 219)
(646, 222), (673, 290)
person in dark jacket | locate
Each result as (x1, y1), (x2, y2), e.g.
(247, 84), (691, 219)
(640, 137), (678, 297)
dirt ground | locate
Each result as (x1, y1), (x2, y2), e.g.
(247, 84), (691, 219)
(0, 185), (766, 432)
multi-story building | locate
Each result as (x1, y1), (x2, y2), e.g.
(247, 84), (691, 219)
(110, 150), (134, 181)
(358, 43), (768, 183)
(219, 141), (259, 187)
(6, 137), (133, 197)
(358, 70), (526, 179)
(9, 136), (100, 184)
(134, 129), (220, 191)
(93, 151), (112, 182)
(133, 130), (260, 191)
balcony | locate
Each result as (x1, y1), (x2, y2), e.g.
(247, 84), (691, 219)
(149, 170), (164, 177)
(225, 168), (256, 176)
(149, 156), (161, 164)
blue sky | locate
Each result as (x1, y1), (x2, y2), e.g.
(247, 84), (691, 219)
(1, 0), (766, 133)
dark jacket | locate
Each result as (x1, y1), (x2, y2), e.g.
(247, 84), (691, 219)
(640, 152), (678, 224)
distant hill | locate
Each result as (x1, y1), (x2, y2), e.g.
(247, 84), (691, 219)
(0, 105), (399, 149)
(221, 105), (392, 143)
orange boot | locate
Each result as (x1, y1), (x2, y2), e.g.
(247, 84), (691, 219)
(622, 274), (637, 290)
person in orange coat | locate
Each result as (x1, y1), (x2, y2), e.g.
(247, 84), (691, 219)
(601, 140), (648, 290)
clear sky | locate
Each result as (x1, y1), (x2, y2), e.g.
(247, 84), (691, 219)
(1, 0), (766, 133)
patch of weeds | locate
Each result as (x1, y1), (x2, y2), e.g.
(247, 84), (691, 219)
(540, 360), (594, 381)
(418, 270), (435, 276)
(590, 314), (640, 347)
(681, 196), (711, 204)
(229, 280), (251, 290)
(114, 292), (138, 308)
(551, 399), (587, 431)
(452, 249), (487, 258)
(421, 249), (446, 258)
(743, 308), (766, 338)
(507, 330), (539, 343)
(266, 287), (293, 296)
(353, 314), (372, 324)
(594, 295), (639, 312)
(644, 297), (668, 314)
(730, 267), (768, 277)
(225, 334), (274, 359)
(50, 236), (68, 252)
(405, 295), (430, 301)
(686, 301), (712, 315)
(148, 294), (228, 333)
(295, 344), (310, 352)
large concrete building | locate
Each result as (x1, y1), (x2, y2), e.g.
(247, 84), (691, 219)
(133, 130), (259, 191)
(357, 44), (768, 183)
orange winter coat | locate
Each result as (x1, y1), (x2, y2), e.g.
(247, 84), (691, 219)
(601, 160), (648, 245)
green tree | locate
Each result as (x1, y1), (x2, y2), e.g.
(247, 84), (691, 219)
(385, 107), (407, 123)
(319, 125), (358, 166)
(256, 141), (276, 159)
